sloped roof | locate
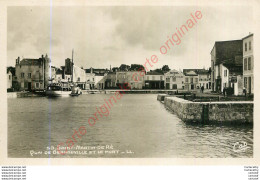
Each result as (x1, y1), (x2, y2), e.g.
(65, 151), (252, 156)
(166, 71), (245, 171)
(19, 59), (42, 66)
(56, 68), (63, 74)
(146, 71), (164, 75)
(222, 55), (243, 68)
(242, 33), (253, 40)
(183, 69), (210, 75)
(214, 40), (243, 65)
(185, 70), (197, 76)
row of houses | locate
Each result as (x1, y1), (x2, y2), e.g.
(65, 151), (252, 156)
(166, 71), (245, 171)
(7, 33), (253, 94)
(211, 33), (254, 95)
(7, 54), (211, 91)
(104, 68), (211, 90)
(7, 55), (111, 91)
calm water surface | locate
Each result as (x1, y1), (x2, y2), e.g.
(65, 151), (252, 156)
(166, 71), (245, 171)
(8, 94), (253, 158)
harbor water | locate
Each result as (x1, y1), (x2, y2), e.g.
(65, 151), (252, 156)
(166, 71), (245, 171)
(8, 94), (253, 158)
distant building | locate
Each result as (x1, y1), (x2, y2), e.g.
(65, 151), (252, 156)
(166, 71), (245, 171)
(144, 71), (164, 89)
(55, 68), (63, 83)
(95, 74), (105, 89)
(104, 72), (117, 89)
(210, 40), (243, 93)
(15, 54), (51, 91)
(64, 58), (86, 89)
(183, 69), (211, 89)
(164, 69), (184, 90)
(7, 69), (12, 89)
(116, 71), (144, 89)
(243, 33), (254, 94)
(85, 68), (95, 89)
(183, 69), (199, 90)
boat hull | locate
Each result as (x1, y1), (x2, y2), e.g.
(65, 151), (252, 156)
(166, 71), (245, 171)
(46, 90), (72, 97)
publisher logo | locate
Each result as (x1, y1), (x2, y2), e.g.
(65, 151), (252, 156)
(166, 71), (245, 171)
(233, 141), (250, 153)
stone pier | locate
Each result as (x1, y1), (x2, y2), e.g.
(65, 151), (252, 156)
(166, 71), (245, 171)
(161, 96), (253, 124)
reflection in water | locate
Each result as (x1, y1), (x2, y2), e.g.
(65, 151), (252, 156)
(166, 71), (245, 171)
(8, 94), (253, 158)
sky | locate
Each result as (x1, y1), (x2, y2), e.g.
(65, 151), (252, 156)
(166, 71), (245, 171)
(7, 6), (253, 70)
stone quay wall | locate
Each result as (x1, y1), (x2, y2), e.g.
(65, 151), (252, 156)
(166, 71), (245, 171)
(162, 96), (253, 124)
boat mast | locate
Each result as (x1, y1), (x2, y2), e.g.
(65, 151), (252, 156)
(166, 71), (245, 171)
(71, 49), (74, 83)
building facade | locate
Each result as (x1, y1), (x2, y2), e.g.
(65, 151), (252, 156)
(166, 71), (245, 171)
(104, 72), (117, 89)
(243, 34), (254, 94)
(144, 71), (164, 89)
(164, 69), (184, 90)
(116, 71), (144, 89)
(15, 54), (51, 91)
(183, 70), (199, 90)
(211, 40), (243, 93)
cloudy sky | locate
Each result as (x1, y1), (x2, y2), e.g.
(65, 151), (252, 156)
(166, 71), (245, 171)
(7, 6), (253, 70)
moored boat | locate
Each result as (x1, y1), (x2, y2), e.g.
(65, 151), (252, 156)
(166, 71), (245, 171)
(46, 83), (72, 97)
(70, 85), (82, 96)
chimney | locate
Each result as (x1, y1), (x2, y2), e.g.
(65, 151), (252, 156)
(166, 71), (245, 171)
(91, 67), (93, 74)
(41, 54), (44, 59)
(17, 57), (20, 64)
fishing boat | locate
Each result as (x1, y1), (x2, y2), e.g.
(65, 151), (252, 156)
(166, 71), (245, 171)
(46, 49), (81, 97)
(46, 82), (72, 97)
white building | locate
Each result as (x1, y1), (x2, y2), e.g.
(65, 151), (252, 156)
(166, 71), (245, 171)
(164, 69), (184, 90)
(243, 33), (254, 94)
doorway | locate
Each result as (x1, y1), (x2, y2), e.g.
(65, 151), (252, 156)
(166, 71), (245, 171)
(28, 82), (31, 91)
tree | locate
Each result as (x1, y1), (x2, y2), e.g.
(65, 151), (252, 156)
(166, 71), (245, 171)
(7, 66), (15, 76)
(119, 64), (130, 71)
(162, 65), (170, 72)
(130, 64), (145, 71)
(154, 68), (163, 74)
(112, 67), (119, 72)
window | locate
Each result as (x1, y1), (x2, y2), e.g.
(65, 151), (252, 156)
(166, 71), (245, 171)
(166, 78), (170, 82)
(28, 73), (31, 78)
(185, 77), (188, 83)
(78, 77), (80, 81)
(195, 78), (198, 83)
(244, 58), (247, 70)
(248, 57), (251, 70)
(9, 75), (11, 80)
(21, 73), (24, 78)
(190, 78), (193, 83)
(249, 41), (251, 50)
(35, 82), (40, 88)
(147, 76), (149, 80)
(224, 70), (227, 77)
(160, 76), (163, 81)
(172, 77), (176, 82)
(224, 83), (227, 88)
(245, 43), (247, 51)
(244, 77), (247, 88)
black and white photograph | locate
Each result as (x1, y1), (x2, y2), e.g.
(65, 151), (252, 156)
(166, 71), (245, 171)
(5, 4), (255, 160)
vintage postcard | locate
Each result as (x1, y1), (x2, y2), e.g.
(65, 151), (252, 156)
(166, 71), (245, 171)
(0, 0), (260, 165)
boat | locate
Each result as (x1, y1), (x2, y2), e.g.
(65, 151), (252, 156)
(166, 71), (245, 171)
(70, 85), (82, 96)
(46, 83), (72, 97)
(45, 49), (82, 97)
